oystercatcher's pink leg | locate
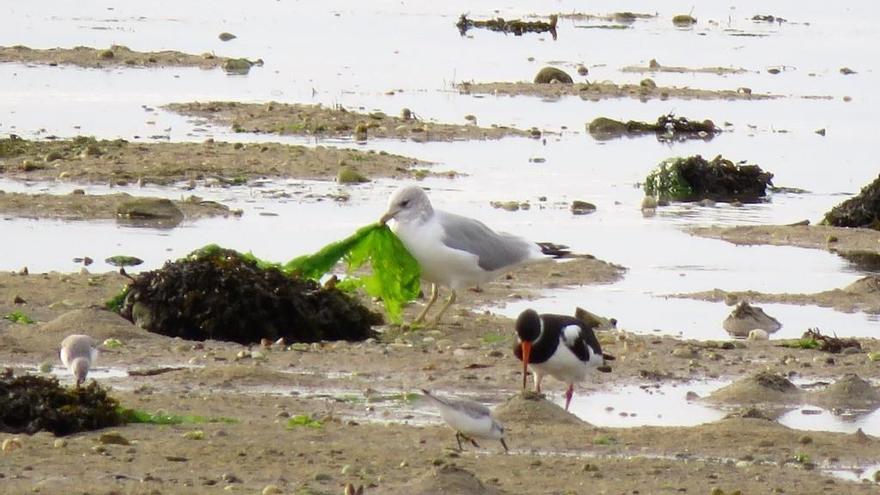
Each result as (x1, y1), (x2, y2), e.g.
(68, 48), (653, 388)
(564, 384), (574, 411)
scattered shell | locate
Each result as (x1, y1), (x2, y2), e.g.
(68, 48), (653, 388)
(2, 437), (22, 452)
(747, 329), (769, 341)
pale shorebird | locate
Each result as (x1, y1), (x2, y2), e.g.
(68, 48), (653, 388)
(59, 334), (98, 388)
(379, 185), (566, 326)
(513, 309), (614, 411)
(421, 389), (508, 452)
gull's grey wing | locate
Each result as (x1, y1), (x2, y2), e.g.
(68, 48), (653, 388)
(437, 211), (535, 271)
(61, 335), (97, 360)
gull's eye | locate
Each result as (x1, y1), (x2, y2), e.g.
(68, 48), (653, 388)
(400, 199), (410, 207)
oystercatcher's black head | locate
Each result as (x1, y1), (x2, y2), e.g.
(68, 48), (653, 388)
(515, 308), (541, 342)
(515, 308), (541, 390)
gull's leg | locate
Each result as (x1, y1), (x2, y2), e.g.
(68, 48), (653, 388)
(455, 432), (464, 451)
(469, 436), (480, 449)
(499, 438), (509, 453)
(431, 290), (457, 326)
(534, 372), (544, 394)
(414, 283), (439, 324)
(564, 383), (574, 411)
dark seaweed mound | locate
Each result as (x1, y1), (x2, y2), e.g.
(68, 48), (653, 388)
(0, 369), (123, 436)
(646, 154), (773, 202)
(119, 247), (382, 345)
(823, 174), (880, 230)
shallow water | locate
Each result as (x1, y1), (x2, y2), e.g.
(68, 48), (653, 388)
(2, 1), (879, 342)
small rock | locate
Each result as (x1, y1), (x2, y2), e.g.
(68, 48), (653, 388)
(314, 473), (332, 482)
(262, 485), (283, 495)
(2, 438), (22, 452)
(218, 32), (237, 41)
(672, 14), (697, 26)
(534, 67), (573, 84)
(117, 198), (183, 221)
(641, 196), (658, 210)
(98, 432), (130, 446)
(576, 64), (588, 76)
(815, 128), (826, 136)
(222, 58), (253, 75)
(54, 439), (67, 448)
(839, 67), (856, 75)
(337, 166), (370, 184)
(221, 473), (241, 483)
(798, 435), (813, 445)
(747, 329), (769, 341)
(640, 78), (657, 90)
(570, 200), (597, 215)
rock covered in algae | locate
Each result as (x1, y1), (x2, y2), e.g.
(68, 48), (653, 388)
(0, 369), (123, 436)
(118, 246), (382, 345)
(822, 174), (880, 230)
(644, 154), (773, 203)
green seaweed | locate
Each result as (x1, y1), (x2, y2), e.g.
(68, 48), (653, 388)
(3, 310), (35, 324)
(645, 158), (694, 200)
(285, 415), (323, 429)
(118, 408), (237, 425)
(779, 338), (819, 350)
(284, 223), (420, 323)
(104, 286), (130, 312)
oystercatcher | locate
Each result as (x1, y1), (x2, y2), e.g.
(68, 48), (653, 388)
(420, 389), (509, 452)
(60, 334), (98, 388)
(513, 308), (613, 410)
(380, 185), (567, 326)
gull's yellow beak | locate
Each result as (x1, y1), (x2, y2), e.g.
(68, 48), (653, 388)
(379, 210), (396, 225)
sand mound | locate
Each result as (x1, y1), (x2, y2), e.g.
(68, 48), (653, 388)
(844, 275), (880, 295)
(387, 465), (507, 495)
(814, 374), (880, 410)
(707, 371), (803, 405)
(493, 391), (586, 425)
(5, 308), (152, 356)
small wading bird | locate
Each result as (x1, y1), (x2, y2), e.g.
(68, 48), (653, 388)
(514, 308), (614, 411)
(421, 389), (508, 452)
(379, 185), (567, 326)
(60, 334), (98, 388)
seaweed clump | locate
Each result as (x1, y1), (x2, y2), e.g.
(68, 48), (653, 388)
(822, 174), (880, 230)
(588, 114), (719, 142)
(644, 154), (773, 202)
(118, 246), (382, 345)
(0, 369), (123, 436)
(456, 14), (558, 39)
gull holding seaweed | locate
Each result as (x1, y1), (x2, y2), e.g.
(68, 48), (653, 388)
(379, 185), (566, 326)
(60, 334), (98, 388)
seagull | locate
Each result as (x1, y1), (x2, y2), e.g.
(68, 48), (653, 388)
(513, 308), (614, 411)
(420, 389), (508, 452)
(60, 334), (98, 388)
(379, 185), (566, 326)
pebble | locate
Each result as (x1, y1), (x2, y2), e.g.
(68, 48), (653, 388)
(221, 473), (241, 483)
(314, 473), (332, 482)
(98, 432), (130, 445)
(53, 439), (67, 448)
(262, 485), (283, 495)
(2, 438), (22, 452)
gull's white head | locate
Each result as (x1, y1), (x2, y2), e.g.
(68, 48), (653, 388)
(379, 185), (434, 226)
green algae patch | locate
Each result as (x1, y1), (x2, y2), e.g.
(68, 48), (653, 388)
(3, 310), (35, 324)
(118, 408), (237, 425)
(0, 370), (123, 436)
(285, 415), (324, 429)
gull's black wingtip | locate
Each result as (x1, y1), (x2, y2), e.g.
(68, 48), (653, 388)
(536, 242), (570, 258)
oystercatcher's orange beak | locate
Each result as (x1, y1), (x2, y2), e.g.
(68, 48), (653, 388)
(520, 341), (532, 390)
